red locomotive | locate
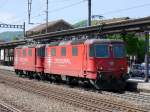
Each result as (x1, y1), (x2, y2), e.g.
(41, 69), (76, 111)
(14, 39), (128, 90)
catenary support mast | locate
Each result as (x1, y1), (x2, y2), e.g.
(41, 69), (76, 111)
(88, 0), (91, 26)
(46, 0), (49, 33)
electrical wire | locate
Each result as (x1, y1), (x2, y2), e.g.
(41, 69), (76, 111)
(101, 2), (150, 16)
(49, 0), (74, 3)
(6, 0), (85, 25)
(31, 0), (85, 19)
(49, 0), (85, 13)
(7, 1), (150, 26)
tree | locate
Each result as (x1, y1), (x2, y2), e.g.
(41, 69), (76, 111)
(13, 37), (19, 41)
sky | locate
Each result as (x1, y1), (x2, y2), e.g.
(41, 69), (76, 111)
(0, 0), (150, 32)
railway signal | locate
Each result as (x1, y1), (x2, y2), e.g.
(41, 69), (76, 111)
(0, 22), (26, 37)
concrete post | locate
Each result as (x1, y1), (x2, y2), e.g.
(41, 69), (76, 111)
(12, 48), (14, 66)
(8, 49), (10, 66)
(0, 49), (2, 61)
(144, 31), (149, 82)
(3, 49), (5, 65)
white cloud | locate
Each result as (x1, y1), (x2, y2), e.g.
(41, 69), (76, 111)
(0, 12), (16, 24)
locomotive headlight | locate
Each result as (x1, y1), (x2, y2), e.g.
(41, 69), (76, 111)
(109, 61), (114, 66)
(120, 67), (125, 70)
(98, 66), (103, 71)
(100, 67), (103, 70)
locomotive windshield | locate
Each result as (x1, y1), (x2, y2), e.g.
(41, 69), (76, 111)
(89, 43), (126, 58)
(113, 44), (125, 58)
(90, 44), (109, 58)
(95, 44), (109, 58)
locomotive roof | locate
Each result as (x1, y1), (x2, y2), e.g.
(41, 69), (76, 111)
(46, 39), (123, 46)
(16, 44), (37, 48)
(85, 39), (123, 44)
(57, 39), (123, 45)
(16, 39), (124, 48)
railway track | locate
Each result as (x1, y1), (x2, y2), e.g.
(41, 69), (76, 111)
(102, 91), (150, 103)
(0, 70), (147, 112)
(101, 91), (150, 110)
(0, 101), (21, 112)
(2, 69), (150, 108)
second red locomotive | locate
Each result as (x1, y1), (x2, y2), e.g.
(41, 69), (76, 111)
(14, 39), (128, 90)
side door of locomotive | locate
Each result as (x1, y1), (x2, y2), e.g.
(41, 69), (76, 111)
(69, 44), (85, 76)
(84, 44), (97, 79)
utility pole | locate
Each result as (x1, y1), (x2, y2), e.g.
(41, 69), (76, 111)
(46, 0), (49, 33)
(23, 22), (26, 37)
(144, 30), (149, 82)
(28, 0), (32, 24)
(88, 0), (91, 26)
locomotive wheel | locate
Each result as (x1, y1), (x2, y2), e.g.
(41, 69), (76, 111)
(15, 70), (19, 76)
(18, 70), (23, 77)
(89, 74), (106, 90)
(66, 76), (73, 85)
(48, 75), (60, 83)
(36, 73), (45, 80)
(47, 74), (53, 83)
(27, 71), (34, 79)
(66, 76), (78, 85)
(34, 73), (41, 80)
(25, 71), (29, 78)
(39, 73), (46, 80)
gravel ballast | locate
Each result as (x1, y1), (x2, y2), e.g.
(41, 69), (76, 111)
(0, 69), (148, 111)
(0, 83), (86, 112)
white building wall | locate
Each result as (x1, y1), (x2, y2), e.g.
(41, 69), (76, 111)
(1, 49), (4, 60)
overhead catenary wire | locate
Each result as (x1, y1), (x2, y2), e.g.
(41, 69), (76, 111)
(101, 2), (150, 16)
(7, 1), (150, 26)
(29, 0), (85, 22)
(47, 0), (85, 14)
(28, 1), (150, 24)
(12, 0), (85, 25)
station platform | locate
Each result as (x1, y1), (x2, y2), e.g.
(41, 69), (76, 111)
(0, 65), (150, 93)
(0, 65), (14, 71)
(127, 78), (150, 92)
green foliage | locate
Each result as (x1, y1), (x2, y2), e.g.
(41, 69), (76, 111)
(74, 20), (87, 28)
(0, 31), (23, 41)
(137, 39), (145, 62)
(12, 37), (19, 41)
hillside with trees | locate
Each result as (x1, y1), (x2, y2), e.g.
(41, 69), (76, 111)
(0, 31), (23, 41)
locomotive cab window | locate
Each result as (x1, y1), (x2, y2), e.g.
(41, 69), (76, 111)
(17, 49), (20, 56)
(28, 49), (32, 56)
(23, 49), (26, 57)
(72, 47), (78, 56)
(45, 48), (48, 56)
(89, 44), (109, 58)
(37, 47), (45, 57)
(61, 47), (66, 56)
(89, 45), (94, 57)
(113, 44), (125, 58)
(51, 48), (56, 56)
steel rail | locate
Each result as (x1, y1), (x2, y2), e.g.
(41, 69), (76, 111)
(1, 69), (150, 111)
(0, 74), (116, 112)
(1, 69), (150, 110)
(0, 71), (147, 112)
(0, 101), (22, 112)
